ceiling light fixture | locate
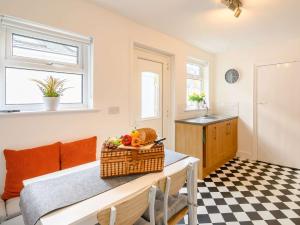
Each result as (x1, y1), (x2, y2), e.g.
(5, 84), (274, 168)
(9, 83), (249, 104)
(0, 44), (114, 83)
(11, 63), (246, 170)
(221, 0), (242, 18)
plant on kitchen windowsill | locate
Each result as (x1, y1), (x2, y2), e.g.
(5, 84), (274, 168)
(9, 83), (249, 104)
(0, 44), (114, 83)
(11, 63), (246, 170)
(188, 92), (206, 110)
(32, 76), (71, 111)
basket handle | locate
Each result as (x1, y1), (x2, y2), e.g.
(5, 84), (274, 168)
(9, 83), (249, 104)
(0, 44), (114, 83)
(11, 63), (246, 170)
(131, 149), (140, 163)
(154, 138), (166, 145)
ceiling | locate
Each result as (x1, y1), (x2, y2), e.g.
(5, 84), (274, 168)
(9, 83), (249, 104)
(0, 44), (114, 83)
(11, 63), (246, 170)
(92, 0), (300, 53)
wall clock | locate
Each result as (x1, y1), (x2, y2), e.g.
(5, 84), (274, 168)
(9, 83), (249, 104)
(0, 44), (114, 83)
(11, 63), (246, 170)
(225, 69), (239, 84)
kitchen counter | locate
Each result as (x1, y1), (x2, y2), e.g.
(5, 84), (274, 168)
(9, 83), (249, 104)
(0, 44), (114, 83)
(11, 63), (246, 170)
(175, 115), (238, 178)
(175, 115), (238, 126)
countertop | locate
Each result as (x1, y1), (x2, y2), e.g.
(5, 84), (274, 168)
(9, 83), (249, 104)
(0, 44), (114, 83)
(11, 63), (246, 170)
(175, 115), (238, 126)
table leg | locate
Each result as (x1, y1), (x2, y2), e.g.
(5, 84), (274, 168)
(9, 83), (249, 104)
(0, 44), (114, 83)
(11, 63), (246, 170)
(188, 162), (198, 225)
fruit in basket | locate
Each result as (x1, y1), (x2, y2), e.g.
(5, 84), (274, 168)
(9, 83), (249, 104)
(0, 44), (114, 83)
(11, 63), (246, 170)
(131, 137), (142, 147)
(103, 141), (117, 149)
(112, 139), (122, 146)
(103, 137), (122, 149)
(122, 135), (132, 146)
(131, 130), (140, 138)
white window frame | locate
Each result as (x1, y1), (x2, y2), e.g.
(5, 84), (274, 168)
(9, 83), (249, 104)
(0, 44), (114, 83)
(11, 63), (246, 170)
(0, 15), (93, 111)
(186, 60), (206, 111)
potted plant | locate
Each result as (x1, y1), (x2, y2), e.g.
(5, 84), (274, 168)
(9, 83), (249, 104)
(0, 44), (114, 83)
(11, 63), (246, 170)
(32, 76), (70, 111)
(188, 92), (206, 109)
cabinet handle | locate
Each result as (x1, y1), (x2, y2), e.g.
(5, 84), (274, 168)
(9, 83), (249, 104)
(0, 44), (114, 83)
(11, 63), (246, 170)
(213, 127), (217, 140)
(226, 122), (231, 135)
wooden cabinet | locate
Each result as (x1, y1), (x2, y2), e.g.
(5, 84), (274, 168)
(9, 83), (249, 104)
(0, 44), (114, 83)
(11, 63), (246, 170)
(176, 118), (238, 179)
(205, 123), (223, 172)
(203, 118), (238, 177)
(223, 119), (238, 161)
(175, 123), (203, 177)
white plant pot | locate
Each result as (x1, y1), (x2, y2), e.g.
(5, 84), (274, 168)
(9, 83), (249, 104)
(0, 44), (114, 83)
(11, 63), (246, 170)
(43, 97), (60, 111)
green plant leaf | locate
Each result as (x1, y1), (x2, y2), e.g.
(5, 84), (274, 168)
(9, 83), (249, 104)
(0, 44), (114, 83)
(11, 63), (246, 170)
(188, 92), (206, 103)
(31, 76), (72, 97)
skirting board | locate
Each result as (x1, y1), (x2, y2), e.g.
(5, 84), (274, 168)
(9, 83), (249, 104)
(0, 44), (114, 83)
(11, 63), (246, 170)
(236, 150), (252, 161)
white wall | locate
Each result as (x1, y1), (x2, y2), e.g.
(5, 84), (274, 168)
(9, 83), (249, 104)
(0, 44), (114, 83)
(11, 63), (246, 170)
(214, 37), (300, 159)
(0, 0), (214, 192)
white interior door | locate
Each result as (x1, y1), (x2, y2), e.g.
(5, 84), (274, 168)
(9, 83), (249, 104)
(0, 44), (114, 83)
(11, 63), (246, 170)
(256, 62), (300, 169)
(133, 48), (171, 145)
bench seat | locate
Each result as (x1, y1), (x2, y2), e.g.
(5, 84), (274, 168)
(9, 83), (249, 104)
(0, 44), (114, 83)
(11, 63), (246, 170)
(0, 199), (6, 223)
(0, 197), (24, 225)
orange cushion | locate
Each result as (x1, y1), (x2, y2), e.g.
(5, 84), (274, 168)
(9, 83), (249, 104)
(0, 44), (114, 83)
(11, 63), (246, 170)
(1, 142), (60, 200)
(60, 136), (97, 169)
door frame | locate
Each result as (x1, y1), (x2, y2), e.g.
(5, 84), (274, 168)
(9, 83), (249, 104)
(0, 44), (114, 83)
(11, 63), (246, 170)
(130, 43), (173, 148)
(253, 59), (300, 161)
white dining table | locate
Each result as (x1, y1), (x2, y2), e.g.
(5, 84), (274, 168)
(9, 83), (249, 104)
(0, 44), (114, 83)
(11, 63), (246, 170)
(23, 155), (199, 225)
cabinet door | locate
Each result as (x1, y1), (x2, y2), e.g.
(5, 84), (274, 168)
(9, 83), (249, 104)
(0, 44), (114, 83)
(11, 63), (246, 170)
(175, 123), (203, 158)
(231, 119), (238, 155)
(175, 123), (203, 178)
(175, 123), (187, 155)
(216, 123), (225, 164)
(223, 121), (233, 159)
(223, 119), (238, 160)
(206, 123), (223, 169)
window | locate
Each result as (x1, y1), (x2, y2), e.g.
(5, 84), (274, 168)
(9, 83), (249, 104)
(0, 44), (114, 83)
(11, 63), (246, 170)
(141, 72), (160, 119)
(5, 68), (83, 105)
(0, 16), (93, 111)
(12, 34), (79, 64)
(186, 62), (205, 110)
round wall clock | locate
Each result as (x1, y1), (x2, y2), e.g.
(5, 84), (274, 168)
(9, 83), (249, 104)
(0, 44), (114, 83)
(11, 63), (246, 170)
(225, 69), (239, 84)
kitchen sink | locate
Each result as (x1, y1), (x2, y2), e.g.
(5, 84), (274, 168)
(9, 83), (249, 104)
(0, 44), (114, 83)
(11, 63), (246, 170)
(200, 115), (218, 119)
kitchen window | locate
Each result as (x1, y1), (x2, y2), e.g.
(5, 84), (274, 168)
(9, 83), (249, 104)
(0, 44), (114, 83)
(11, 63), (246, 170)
(0, 16), (93, 112)
(186, 61), (205, 110)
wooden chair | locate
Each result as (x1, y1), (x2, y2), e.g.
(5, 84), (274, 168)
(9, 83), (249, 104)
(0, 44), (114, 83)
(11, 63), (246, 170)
(163, 163), (193, 225)
(143, 163), (193, 225)
(97, 185), (156, 225)
(165, 165), (193, 225)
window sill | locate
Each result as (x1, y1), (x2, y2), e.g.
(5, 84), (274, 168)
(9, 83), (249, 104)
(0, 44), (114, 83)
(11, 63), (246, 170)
(0, 108), (99, 117)
(184, 107), (207, 112)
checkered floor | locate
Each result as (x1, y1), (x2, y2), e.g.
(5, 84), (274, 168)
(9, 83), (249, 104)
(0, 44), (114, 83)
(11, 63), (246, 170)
(178, 158), (300, 225)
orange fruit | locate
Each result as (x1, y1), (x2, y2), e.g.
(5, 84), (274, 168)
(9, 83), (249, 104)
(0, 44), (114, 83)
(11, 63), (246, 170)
(131, 137), (142, 147)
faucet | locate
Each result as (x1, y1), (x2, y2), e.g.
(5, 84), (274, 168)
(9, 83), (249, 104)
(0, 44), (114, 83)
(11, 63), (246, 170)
(203, 99), (209, 117)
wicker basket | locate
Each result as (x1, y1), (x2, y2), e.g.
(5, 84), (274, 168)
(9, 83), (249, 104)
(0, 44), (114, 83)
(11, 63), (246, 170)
(100, 144), (164, 178)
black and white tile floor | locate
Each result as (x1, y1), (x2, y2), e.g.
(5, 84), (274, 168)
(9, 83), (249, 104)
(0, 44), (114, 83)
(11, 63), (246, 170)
(178, 158), (300, 225)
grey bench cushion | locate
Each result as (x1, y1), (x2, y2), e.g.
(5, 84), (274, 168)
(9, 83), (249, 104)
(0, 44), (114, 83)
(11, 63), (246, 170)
(6, 197), (21, 220)
(0, 198), (6, 222)
(142, 190), (188, 225)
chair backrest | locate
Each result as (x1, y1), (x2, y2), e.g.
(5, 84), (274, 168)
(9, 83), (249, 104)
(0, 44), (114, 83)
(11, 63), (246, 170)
(97, 185), (156, 225)
(157, 164), (193, 225)
(168, 167), (189, 195)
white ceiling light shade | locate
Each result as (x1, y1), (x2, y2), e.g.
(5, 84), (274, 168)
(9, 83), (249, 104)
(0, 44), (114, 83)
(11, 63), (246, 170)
(221, 0), (242, 17)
